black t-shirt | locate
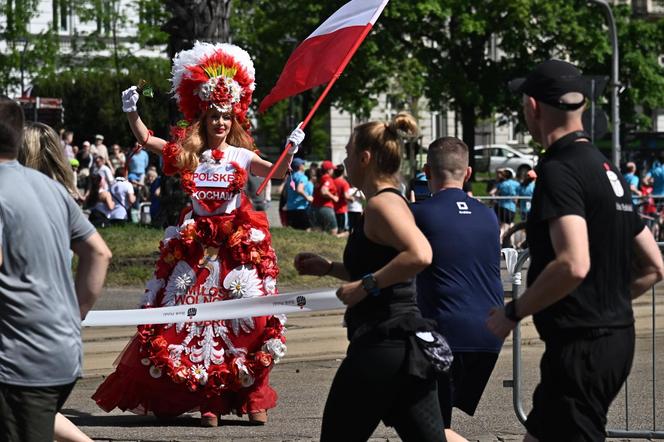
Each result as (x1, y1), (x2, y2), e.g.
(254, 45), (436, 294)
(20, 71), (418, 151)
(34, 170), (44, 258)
(526, 132), (645, 340)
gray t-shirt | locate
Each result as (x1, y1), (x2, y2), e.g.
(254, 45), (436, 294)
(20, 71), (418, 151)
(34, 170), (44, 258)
(0, 160), (95, 386)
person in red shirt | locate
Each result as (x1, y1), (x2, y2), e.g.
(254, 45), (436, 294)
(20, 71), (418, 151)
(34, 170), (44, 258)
(312, 160), (339, 234)
(333, 164), (351, 233)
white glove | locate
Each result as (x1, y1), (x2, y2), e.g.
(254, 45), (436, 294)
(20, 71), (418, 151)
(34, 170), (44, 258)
(286, 125), (305, 154)
(122, 86), (139, 113)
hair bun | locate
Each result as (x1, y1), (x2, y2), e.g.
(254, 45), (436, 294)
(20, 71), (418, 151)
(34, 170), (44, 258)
(388, 112), (419, 139)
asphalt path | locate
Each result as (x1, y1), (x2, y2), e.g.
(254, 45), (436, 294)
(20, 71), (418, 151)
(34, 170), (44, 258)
(66, 286), (664, 441)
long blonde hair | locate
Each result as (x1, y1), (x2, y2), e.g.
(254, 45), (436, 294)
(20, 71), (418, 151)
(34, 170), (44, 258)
(19, 122), (77, 196)
(176, 110), (255, 171)
(352, 112), (418, 179)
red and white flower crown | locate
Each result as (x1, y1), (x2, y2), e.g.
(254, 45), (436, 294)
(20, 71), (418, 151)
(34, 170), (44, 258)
(170, 41), (255, 127)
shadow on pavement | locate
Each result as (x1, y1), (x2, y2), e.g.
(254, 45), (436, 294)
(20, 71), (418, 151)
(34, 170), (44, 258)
(62, 408), (260, 428)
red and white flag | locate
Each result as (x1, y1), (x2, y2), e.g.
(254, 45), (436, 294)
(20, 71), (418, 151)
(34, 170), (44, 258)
(258, 0), (390, 113)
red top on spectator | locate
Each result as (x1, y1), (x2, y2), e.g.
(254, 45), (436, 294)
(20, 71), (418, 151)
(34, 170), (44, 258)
(334, 176), (350, 214)
(313, 174), (337, 208)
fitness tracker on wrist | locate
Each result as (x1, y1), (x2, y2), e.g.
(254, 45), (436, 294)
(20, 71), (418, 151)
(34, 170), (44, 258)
(361, 273), (380, 297)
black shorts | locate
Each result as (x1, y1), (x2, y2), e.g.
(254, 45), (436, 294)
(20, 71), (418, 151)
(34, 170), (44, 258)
(494, 206), (515, 224)
(525, 326), (635, 442)
(437, 352), (498, 428)
(0, 381), (76, 442)
(286, 209), (310, 230)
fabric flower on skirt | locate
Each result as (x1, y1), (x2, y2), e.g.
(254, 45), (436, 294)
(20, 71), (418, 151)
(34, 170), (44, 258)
(249, 228), (266, 243)
(262, 338), (287, 364)
(223, 265), (263, 299)
(263, 276), (276, 295)
(234, 359), (255, 388)
(191, 365), (209, 386)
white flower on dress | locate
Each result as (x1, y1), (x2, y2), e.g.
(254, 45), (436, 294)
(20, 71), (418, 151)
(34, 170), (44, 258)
(200, 150), (213, 164)
(196, 77), (219, 101)
(235, 359), (255, 387)
(175, 273), (193, 291)
(191, 364), (208, 385)
(180, 219), (195, 228)
(275, 314), (287, 326)
(149, 365), (162, 378)
(163, 226), (180, 242)
(223, 265), (263, 299)
(262, 338), (287, 364)
(249, 228), (266, 243)
(142, 278), (165, 307)
(263, 276), (276, 295)
(226, 79), (243, 102)
(163, 261), (196, 306)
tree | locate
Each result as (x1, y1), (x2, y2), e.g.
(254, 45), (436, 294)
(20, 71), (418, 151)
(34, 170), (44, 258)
(231, 1), (340, 158)
(345, 1), (664, 166)
(606, 5), (664, 132)
(0, 0), (60, 95)
(163, 0), (233, 57)
(33, 56), (171, 146)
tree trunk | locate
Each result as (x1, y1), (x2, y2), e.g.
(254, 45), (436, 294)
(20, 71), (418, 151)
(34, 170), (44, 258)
(163, 0), (233, 124)
(460, 104), (476, 178)
(163, 0), (233, 58)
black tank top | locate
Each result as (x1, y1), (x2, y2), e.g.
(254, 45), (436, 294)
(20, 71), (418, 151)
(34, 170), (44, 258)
(342, 188), (423, 340)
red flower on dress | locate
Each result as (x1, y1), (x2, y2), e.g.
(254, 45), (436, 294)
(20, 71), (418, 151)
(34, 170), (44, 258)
(206, 363), (232, 394)
(169, 125), (188, 142)
(259, 251), (279, 279)
(254, 351), (273, 367)
(180, 223), (197, 243)
(226, 161), (247, 193)
(220, 220), (234, 236)
(162, 142), (182, 176)
(194, 217), (220, 246)
(263, 317), (284, 341)
(172, 365), (190, 384)
(180, 170), (196, 195)
(211, 149), (224, 161)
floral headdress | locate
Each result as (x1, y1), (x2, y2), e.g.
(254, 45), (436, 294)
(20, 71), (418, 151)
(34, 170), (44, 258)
(171, 41), (255, 127)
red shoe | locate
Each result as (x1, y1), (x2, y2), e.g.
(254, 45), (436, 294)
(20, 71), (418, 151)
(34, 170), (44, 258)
(201, 411), (218, 427)
(248, 409), (268, 425)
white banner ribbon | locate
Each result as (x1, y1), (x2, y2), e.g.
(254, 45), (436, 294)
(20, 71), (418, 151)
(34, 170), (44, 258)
(82, 290), (344, 327)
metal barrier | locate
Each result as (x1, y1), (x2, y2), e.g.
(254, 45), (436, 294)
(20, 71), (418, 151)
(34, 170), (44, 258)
(505, 247), (663, 439)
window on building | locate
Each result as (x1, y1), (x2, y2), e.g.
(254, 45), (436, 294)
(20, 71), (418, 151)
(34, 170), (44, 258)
(96, 0), (113, 34)
(51, 0), (70, 31)
(7, 0), (44, 36)
(139, 0), (161, 26)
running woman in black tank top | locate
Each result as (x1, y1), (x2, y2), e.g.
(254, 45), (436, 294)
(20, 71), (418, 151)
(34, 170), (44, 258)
(295, 113), (446, 442)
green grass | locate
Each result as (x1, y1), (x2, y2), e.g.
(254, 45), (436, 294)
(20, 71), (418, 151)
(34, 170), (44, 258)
(471, 180), (489, 196)
(97, 225), (347, 290)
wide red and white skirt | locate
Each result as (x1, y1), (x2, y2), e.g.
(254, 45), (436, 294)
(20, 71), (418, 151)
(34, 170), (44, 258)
(92, 207), (286, 417)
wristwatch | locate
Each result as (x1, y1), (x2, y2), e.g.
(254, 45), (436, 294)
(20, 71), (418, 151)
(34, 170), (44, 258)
(504, 300), (522, 323)
(361, 273), (381, 297)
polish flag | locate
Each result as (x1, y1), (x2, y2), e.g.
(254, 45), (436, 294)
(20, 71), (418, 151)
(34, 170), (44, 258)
(258, 0), (390, 113)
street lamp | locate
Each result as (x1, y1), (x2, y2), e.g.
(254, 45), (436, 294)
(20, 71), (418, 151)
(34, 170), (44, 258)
(588, 0), (621, 167)
(16, 37), (29, 97)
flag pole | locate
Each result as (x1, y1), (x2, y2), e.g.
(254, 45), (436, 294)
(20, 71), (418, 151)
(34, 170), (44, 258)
(256, 23), (375, 196)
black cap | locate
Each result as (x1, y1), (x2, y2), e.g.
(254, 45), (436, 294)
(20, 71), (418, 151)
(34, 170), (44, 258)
(509, 59), (587, 111)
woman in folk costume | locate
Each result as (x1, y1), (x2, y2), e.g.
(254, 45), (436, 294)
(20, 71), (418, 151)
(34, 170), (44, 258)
(92, 42), (304, 427)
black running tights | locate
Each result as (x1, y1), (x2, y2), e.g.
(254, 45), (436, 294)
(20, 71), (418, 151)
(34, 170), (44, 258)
(320, 338), (446, 442)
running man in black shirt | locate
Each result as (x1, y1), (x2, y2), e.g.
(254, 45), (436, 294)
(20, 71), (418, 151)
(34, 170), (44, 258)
(487, 59), (664, 442)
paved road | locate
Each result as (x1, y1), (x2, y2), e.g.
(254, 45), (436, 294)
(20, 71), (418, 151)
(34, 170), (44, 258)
(69, 288), (664, 441)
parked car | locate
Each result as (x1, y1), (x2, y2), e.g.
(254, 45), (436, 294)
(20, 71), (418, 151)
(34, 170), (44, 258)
(474, 144), (537, 177)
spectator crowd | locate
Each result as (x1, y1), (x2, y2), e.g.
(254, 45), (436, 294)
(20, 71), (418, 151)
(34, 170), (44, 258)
(57, 127), (366, 234)
(59, 130), (164, 227)
(280, 158), (365, 235)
